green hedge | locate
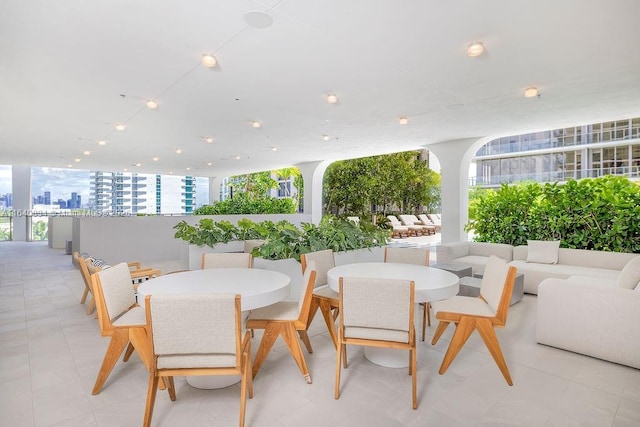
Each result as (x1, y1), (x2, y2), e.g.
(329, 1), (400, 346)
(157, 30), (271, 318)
(174, 216), (389, 261)
(194, 193), (296, 215)
(467, 176), (640, 252)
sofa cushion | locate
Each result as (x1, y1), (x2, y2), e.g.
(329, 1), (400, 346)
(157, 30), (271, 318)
(526, 240), (560, 264)
(509, 260), (620, 294)
(468, 242), (514, 261)
(617, 256), (640, 290)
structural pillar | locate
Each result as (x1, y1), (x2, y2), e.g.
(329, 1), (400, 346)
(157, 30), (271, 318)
(208, 176), (223, 203)
(296, 160), (332, 224)
(426, 138), (486, 243)
(12, 165), (32, 241)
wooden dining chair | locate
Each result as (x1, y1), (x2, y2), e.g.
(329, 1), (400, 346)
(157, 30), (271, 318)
(91, 263), (154, 394)
(246, 260), (317, 383)
(430, 255), (518, 385)
(300, 249), (340, 349)
(201, 252), (253, 269)
(73, 251), (97, 314)
(384, 247), (431, 341)
(336, 276), (417, 409)
(142, 293), (252, 427)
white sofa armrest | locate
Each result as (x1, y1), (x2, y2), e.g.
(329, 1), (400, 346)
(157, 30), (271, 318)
(536, 278), (640, 369)
(436, 242), (471, 263)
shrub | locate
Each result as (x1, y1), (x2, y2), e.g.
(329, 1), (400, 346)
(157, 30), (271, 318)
(467, 176), (640, 252)
(194, 193), (297, 215)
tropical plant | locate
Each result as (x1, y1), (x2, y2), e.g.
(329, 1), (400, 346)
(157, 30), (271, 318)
(193, 193), (296, 215)
(174, 216), (390, 261)
(467, 176), (640, 252)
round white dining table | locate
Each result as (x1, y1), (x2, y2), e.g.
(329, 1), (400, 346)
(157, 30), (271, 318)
(327, 262), (459, 368)
(137, 268), (291, 388)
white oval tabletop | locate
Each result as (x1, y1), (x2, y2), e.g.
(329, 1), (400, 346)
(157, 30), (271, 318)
(137, 268), (291, 311)
(327, 262), (459, 303)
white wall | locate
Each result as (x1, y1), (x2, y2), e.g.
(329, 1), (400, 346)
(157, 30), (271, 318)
(48, 216), (73, 249)
(73, 214), (312, 264)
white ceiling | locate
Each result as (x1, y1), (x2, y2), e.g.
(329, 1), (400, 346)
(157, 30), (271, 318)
(2, 0), (640, 177)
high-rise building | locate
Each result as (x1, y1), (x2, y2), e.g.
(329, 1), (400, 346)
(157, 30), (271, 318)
(44, 191), (51, 205)
(472, 117), (640, 187)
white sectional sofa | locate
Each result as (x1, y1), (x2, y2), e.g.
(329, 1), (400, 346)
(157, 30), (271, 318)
(510, 244), (638, 294)
(435, 241), (514, 275)
(536, 278), (640, 369)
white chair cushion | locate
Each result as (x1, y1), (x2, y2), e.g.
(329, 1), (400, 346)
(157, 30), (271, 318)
(527, 240), (560, 264)
(97, 263), (137, 321)
(303, 250), (334, 287)
(617, 256), (640, 290)
(313, 285), (339, 300)
(112, 306), (146, 327)
(248, 301), (299, 321)
(480, 255), (510, 312)
(431, 295), (495, 317)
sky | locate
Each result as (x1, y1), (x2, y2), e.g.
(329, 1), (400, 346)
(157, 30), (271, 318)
(0, 165), (210, 211)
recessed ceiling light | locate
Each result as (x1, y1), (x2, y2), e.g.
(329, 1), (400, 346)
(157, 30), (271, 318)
(399, 116), (409, 125)
(524, 87), (539, 98)
(67, 164), (73, 168)
(186, 167), (191, 171)
(271, 147), (277, 151)
(207, 162), (212, 166)
(83, 150), (91, 155)
(169, 171), (173, 174)
(152, 157), (159, 162)
(97, 140), (107, 146)
(326, 94), (338, 104)
(175, 149), (183, 154)
(252, 121), (261, 128)
(322, 135), (330, 141)
(135, 163), (142, 167)
(205, 136), (214, 143)
(467, 42), (484, 57)
(115, 123), (126, 131)
(74, 158), (81, 162)
(123, 168), (128, 172)
(201, 53), (217, 68)
(146, 100), (158, 109)
(234, 155), (241, 160)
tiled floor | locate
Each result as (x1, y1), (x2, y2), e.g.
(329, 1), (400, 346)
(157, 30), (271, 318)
(1, 241), (639, 426)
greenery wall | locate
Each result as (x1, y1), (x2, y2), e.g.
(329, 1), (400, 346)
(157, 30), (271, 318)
(467, 176), (640, 252)
(194, 193), (296, 215)
(323, 151), (440, 217)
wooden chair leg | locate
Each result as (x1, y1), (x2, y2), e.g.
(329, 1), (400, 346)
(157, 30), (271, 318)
(281, 324), (312, 384)
(239, 359), (248, 427)
(335, 341), (343, 399)
(251, 323), (280, 379)
(143, 373), (160, 427)
(319, 299), (338, 349)
(92, 328), (130, 395)
(421, 302), (430, 341)
(123, 342), (135, 362)
(298, 330), (313, 354)
(430, 320), (450, 345)
(80, 287), (89, 304)
(476, 319), (513, 385)
(411, 346), (417, 409)
(86, 297), (95, 315)
(438, 317), (476, 375)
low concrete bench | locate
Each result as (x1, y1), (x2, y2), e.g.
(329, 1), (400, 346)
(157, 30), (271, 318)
(458, 273), (525, 305)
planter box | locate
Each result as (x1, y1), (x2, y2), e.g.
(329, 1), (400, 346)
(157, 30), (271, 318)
(335, 246), (384, 265)
(182, 241), (245, 270)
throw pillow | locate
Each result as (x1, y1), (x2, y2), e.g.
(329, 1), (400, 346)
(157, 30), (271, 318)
(526, 240), (560, 264)
(617, 256), (640, 290)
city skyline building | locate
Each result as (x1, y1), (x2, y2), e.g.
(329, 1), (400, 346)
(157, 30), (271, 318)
(471, 117), (640, 187)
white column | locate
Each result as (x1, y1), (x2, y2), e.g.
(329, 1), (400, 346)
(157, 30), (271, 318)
(208, 177), (222, 203)
(296, 161), (332, 224)
(12, 165), (32, 241)
(426, 138), (486, 243)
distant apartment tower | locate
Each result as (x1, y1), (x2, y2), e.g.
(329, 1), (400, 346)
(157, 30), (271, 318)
(90, 172), (137, 214)
(472, 117), (640, 187)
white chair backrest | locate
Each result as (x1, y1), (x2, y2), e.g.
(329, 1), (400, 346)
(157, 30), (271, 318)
(428, 214), (441, 224)
(202, 253), (252, 269)
(480, 255), (511, 313)
(149, 293), (238, 359)
(417, 214), (434, 225)
(96, 263), (137, 322)
(341, 277), (413, 333)
(301, 249), (335, 288)
(387, 215), (401, 225)
(399, 214), (420, 226)
(298, 260), (317, 314)
(384, 247), (429, 266)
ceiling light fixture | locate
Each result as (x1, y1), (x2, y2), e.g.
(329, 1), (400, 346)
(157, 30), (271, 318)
(146, 100), (158, 109)
(115, 123), (126, 131)
(135, 163), (142, 167)
(201, 53), (217, 68)
(399, 116), (409, 125)
(326, 94), (338, 104)
(74, 158), (80, 162)
(83, 150), (91, 155)
(67, 164), (73, 168)
(271, 147), (277, 152)
(175, 149), (183, 154)
(97, 140), (107, 146)
(152, 157), (159, 162)
(234, 155), (241, 160)
(186, 167), (191, 171)
(467, 42), (484, 57)
(524, 87), (539, 98)
(252, 121), (261, 128)
(123, 168), (128, 172)
(205, 136), (214, 143)
(323, 135), (330, 141)
(207, 162), (212, 166)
